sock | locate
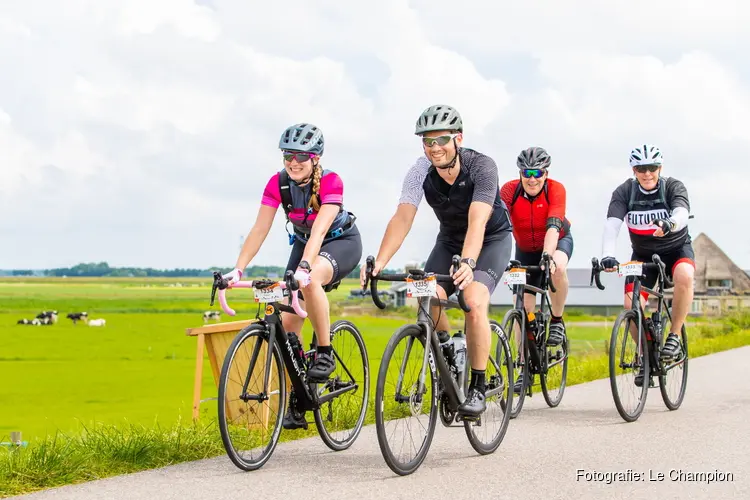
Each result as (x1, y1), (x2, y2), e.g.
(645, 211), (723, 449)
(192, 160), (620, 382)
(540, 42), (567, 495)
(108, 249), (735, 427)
(470, 369), (486, 393)
(551, 315), (563, 323)
(317, 345), (332, 355)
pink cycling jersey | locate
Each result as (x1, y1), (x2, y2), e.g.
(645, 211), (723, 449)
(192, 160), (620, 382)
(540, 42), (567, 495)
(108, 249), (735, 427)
(262, 170), (345, 230)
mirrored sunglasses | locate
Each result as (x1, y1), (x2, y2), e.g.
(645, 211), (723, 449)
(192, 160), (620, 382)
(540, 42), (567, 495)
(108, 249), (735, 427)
(521, 168), (546, 179)
(282, 151), (316, 163)
(421, 134), (459, 148)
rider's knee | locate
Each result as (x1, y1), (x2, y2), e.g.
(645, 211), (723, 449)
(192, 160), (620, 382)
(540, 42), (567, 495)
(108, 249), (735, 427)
(464, 287), (489, 317)
(672, 264), (694, 288)
(554, 260), (568, 276)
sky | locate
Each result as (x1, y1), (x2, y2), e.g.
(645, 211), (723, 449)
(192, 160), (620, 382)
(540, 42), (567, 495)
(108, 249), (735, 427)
(1, 0), (747, 271)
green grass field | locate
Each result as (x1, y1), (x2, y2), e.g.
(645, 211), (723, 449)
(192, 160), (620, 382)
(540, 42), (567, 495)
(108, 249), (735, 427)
(3, 276), (750, 497)
(0, 277), (612, 441)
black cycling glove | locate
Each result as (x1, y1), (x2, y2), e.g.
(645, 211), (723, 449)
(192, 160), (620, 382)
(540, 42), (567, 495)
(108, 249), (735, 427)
(601, 257), (619, 269)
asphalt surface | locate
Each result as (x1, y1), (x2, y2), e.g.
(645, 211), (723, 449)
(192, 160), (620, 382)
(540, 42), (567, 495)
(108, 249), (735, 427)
(17, 346), (750, 500)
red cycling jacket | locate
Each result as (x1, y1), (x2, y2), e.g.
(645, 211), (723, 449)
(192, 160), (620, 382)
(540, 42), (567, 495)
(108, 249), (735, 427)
(500, 178), (571, 252)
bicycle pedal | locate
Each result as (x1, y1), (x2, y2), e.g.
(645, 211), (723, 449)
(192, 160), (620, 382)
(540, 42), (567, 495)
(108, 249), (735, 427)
(456, 412), (481, 423)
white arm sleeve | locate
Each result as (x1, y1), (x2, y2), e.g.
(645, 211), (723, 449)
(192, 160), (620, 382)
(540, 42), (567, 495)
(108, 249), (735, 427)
(669, 207), (689, 232)
(602, 217), (623, 257)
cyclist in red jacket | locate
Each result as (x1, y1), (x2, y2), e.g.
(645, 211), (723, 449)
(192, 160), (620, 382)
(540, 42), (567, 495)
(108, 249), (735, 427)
(500, 147), (573, 393)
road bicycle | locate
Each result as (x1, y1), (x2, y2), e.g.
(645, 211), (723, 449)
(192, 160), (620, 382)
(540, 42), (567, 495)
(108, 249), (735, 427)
(363, 255), (513, 476)
(501, 251), (569, 419)
(591, 254), (689, 422)
(210, 270), (370, 470)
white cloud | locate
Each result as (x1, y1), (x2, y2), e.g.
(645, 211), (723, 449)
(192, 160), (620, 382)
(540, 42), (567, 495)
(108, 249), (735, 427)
(0, 0), (747, 272)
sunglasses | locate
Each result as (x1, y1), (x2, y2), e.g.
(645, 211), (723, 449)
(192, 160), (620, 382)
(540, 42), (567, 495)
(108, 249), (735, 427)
(282, 151), (316, 163)
(634, 164), (660, 173)
(521, 168), (547, 179)
(421, 134), (459, 148)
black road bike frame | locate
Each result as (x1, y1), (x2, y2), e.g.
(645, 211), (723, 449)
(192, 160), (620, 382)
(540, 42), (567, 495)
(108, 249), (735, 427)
(210, 271), (359, 412)
(363, 256), (505, 417)
(590, 254), (687, 382)
(505, 252), (565, 391)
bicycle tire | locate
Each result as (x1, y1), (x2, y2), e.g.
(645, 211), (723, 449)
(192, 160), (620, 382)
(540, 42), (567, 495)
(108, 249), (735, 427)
(609, 309), (649, 422)
(464, 320), (513, 455)
(659, 321), (689, 411)
(375, 324), (437, 476)
(540, 329), (569, 408)
(313, 319), (370, 451)
(501, 308), (527, 419)
(218, 324), (285, 471)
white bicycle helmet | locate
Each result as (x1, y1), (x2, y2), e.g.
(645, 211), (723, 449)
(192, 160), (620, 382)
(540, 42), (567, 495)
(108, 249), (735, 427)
(629, 144), (663, 167)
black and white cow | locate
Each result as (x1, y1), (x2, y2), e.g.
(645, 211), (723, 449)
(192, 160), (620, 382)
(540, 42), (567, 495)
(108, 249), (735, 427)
(66, 312), (89, 325)
(36, 310), (58, 324)
(203, 311), (221, 323)
(17, 317), (52, 325)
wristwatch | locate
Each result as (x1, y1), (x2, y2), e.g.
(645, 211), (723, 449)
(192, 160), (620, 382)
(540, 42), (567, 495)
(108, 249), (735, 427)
(298, 260), (311, 271)
(460, 258), (476, 270)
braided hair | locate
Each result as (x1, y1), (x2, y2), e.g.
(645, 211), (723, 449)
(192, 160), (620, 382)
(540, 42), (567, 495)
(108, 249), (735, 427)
(307, 162), (322, 212)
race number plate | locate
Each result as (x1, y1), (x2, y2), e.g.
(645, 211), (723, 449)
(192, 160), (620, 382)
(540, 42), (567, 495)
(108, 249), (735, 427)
(618, 261), (644, 278)
(254, 283), (285, 303)
(406, 275), (437, 298)
(503, 268), (527, 286)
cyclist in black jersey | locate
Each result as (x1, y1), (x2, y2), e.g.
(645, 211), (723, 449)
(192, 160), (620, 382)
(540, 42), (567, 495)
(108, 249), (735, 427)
(600, 144), (694, 386)
(360, 104), (513, 418)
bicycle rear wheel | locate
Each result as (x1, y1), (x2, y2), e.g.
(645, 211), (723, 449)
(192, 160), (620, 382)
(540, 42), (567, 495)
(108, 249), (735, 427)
(313, 319), (370, 451)
(375, 324), (437, 476)
(659, 313), (689, 410)
(464, 320), (513, 455)
(501, 308), (527, 419)
(218, 324), (285, 471)
(609, 310), (649, 422)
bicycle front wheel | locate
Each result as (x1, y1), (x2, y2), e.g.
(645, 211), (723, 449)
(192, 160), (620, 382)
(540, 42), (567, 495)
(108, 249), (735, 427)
(659, 315), (689, 411)
(218, 324), (285, 471)
(540, 322), (569, 408)
(464, 320), (513, 455)
(609, 310), (649, 422)
(375, 324), (437, 476)
(313, 319), (370, 451)
(501, 308), (527, 419)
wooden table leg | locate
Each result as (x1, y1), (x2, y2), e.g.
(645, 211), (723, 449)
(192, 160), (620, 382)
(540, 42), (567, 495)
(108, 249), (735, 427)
(192, 333), (205, 421)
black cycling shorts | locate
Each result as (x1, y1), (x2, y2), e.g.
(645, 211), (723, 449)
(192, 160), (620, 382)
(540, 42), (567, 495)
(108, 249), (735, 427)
(514, 231), (574, 295)
(424, 231), (512, 296)
(286, 224), (363, 288)
(625, 239), (695, 300)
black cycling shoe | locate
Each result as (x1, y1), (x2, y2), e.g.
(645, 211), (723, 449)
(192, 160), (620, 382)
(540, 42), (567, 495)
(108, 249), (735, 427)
(307, 351), (335, 382)
(634, 362), (653, 388)
(457, 387), (486, 417)
(282, 392), (308, 430)
(513, 372), (531, 394)
(660, 332), (682, 360)
(547, 321), (565, 346)
(282, 407), (308, 430)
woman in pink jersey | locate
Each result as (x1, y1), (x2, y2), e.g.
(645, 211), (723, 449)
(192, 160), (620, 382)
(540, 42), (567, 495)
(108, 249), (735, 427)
(223, 123), (361, 430)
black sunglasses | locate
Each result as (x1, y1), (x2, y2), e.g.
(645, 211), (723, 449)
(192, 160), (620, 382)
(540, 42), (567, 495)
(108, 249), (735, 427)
(634, 164), (660, 173)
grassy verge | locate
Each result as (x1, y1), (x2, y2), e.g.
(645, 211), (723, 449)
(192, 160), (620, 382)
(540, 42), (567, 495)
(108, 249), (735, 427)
(3, 318), (750, 498)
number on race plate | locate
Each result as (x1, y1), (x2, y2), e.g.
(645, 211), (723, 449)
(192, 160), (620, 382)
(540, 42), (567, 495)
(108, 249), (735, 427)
(406, 275), (437, 298)
(503, 268), (527, 286)
(253, 283), (285, 303)
(618, 261), (644, 278)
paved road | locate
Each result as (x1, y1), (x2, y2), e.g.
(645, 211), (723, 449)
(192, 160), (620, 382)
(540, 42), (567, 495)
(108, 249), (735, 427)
(18, 347), (750, 500)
